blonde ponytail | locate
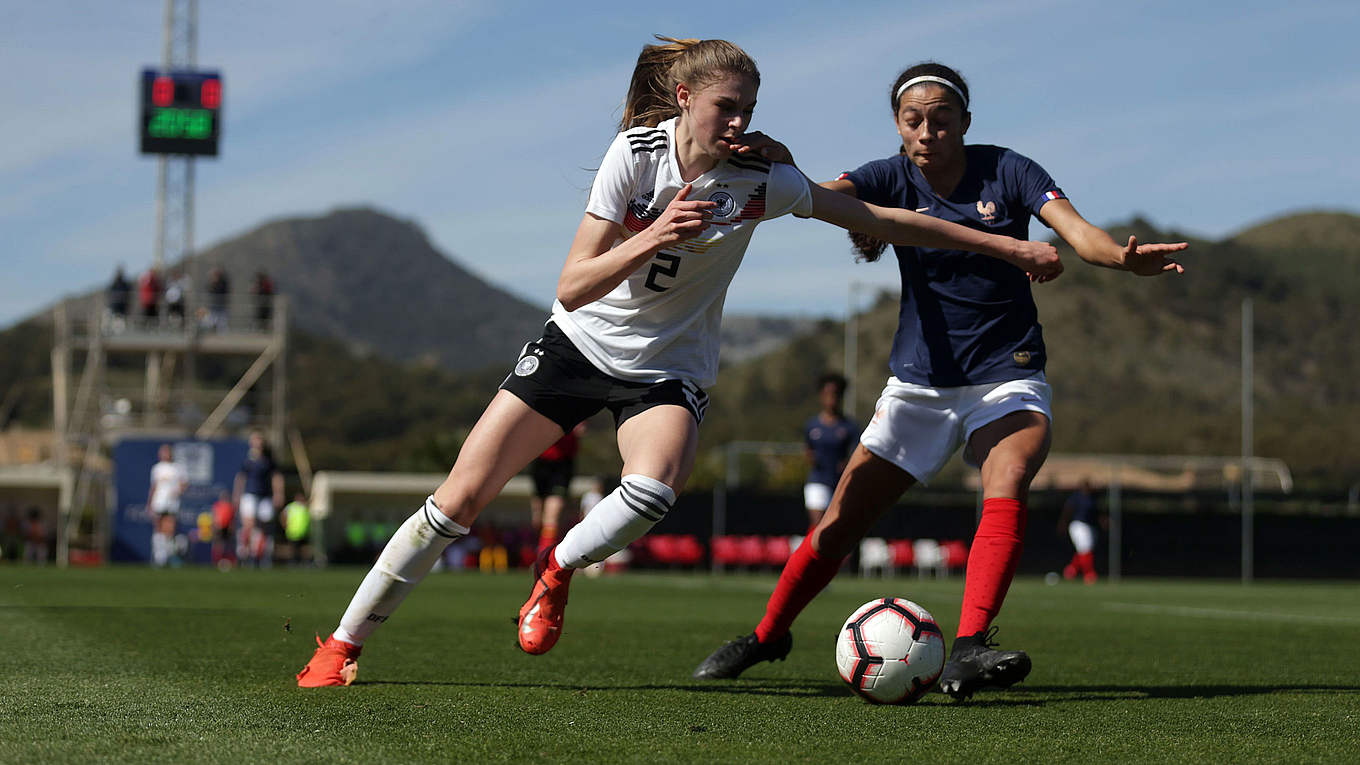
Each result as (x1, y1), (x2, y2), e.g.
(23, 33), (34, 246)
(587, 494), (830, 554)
(619, 36), (760, 131)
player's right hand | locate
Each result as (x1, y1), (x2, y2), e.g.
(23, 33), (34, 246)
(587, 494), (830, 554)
(1009, 240), (1062, 281)
(647, 184), (716, 247)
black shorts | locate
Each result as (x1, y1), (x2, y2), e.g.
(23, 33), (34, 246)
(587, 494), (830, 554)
(530, 457), (575, 498)
(499, 322), (709, 432)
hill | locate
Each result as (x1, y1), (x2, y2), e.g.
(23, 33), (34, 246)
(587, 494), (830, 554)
(185, 207), (549, 371)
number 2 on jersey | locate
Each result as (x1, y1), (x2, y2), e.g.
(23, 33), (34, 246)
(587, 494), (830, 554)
(644, 253), (682, 292)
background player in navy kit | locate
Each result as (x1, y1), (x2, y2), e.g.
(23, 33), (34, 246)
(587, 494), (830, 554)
(1058, 479), (1104, 583)
(297, 39), (1063, 687)
(803, 373), (859, 530)
(234, 430), (283, 567)
(694, 62), (1187, 699)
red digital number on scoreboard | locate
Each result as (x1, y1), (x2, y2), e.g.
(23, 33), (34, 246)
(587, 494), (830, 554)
(200, 78), (221, 109)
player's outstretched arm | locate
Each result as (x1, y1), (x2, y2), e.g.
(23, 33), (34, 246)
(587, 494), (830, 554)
(556, 184), (716, 311)
(806, 182), (1063, 277)
(1040, 198), (1186, 276)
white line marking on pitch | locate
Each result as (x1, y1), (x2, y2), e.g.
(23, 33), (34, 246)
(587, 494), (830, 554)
(1104, 602), (1360, 625)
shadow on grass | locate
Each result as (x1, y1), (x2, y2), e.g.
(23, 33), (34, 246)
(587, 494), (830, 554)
(1013, 684), (1360, 701)
(361, 677), (850, 699)
(357, 679), (1360, 707)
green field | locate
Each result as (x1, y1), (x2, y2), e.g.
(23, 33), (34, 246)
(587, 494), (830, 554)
(1, 567), (1356, 764)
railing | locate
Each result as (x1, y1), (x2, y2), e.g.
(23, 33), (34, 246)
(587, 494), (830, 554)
(89, 290), (286, 338)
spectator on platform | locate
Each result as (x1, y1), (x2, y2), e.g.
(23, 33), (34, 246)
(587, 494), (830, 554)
(138, 267), (163, 325)
(106, 265), (131, 332)
(251, 271), (275, 330)
(204, 267), (230, 332)
(165, 268), (190, 326)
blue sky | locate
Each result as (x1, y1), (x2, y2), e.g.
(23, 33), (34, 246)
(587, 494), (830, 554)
(3, 0), (1357, 329)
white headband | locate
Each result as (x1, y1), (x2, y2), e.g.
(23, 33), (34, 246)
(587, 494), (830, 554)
(895, 75), (968, 109)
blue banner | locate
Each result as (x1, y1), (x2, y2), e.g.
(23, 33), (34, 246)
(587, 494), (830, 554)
(111, 438), (249, 563)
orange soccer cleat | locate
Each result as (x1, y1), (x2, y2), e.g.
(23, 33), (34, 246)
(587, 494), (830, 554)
(296, 634), (361, 687)
(516, 554), (575, 655)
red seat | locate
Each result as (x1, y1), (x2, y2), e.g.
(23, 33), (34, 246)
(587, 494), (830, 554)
(669, 534), (705, 567)
(736, 535), (766, 567)
(763, 536), (793, 567)
(889, 539), (915, 568)
(710, 535), (744, 566)
(941, 539), (969, 569)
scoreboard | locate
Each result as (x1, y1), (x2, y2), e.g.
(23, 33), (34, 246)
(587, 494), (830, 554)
(139, 68), (222, 156)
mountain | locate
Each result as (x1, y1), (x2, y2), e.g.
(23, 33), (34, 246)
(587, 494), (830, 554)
(186, 208), (548, 371)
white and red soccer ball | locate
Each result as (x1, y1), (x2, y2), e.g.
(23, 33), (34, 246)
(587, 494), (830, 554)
(835, 597), (945, 704)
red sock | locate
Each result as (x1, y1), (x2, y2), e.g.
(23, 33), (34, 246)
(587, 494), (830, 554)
(957, 497), (1027, 637)
(754, 537), (844, 643)
(1080, 551), (1096, 577)
(543, 544), (563, 572)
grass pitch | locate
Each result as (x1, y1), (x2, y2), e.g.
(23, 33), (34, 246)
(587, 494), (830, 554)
(1, 566), (1356, 764)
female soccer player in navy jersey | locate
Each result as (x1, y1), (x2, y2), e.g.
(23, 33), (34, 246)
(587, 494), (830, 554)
(693, 62), (1187, 699)
(296, 43), (1062, 687)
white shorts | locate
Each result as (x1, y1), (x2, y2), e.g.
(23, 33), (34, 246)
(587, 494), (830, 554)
(239, 494), (274, 523)
(859, 373), (1053, 485)
(804, 482), (834, 512)
(150, 499), (179, 517)
(1068, 520), (1095, 553)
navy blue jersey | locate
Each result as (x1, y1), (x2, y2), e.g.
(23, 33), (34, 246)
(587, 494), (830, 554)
(804, 414), (860, 486)
(1067, 490), (1097, 525)
(844, 145), (1065, 386)
(240, 453), (276, 497)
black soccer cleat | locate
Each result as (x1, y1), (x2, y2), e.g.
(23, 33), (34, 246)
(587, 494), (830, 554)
(937, 626), (1031, 700)
(692, 632), (793, 679)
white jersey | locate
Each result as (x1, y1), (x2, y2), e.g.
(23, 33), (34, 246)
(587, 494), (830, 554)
(551, 117), (814, 388)
(150, 460), (187, 507)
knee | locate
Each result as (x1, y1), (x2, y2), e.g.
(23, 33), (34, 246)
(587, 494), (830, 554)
(431, 481), (489, 525)
(982, 461), (1037, 496)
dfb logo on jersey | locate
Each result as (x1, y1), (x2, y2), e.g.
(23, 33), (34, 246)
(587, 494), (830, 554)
(515, 355), (540, 377)
(707, 191), (736, 218)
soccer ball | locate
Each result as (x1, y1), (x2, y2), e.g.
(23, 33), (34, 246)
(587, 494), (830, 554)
(835, 597), (946, 704)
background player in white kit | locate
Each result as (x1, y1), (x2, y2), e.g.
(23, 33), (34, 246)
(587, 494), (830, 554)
(147, 443), (187, 568)
(296, 36), (1061, 687)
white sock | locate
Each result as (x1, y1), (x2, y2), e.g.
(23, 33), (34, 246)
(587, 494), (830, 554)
(553, 474), (675, 569)
(332, 497), (469, 646)
(151, 533), (168, 566)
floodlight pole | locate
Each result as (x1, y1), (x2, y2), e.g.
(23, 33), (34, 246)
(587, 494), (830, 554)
(1241, 298), (1254, 584)
(843, 283), (859, 418)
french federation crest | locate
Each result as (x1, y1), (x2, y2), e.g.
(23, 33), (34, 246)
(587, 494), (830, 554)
(708, 191), (736, 218)
(976, 200), (998, 223)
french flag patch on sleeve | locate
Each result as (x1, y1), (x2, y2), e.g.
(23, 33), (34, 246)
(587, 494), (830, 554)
(1043, 190), (1065, 201)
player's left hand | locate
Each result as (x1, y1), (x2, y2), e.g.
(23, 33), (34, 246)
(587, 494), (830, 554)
(1122, 235), (1187, 276)
(724, 131), (795, 164)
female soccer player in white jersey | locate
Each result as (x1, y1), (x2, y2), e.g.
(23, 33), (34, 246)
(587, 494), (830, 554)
(297, 40), (1062, 687)
(692, 62), (1187, 699)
